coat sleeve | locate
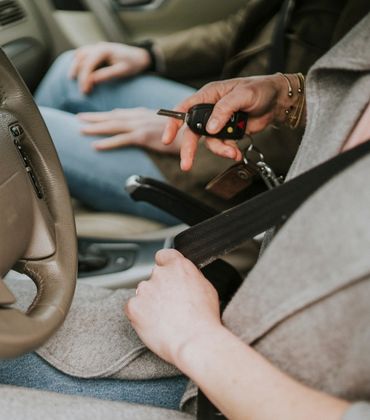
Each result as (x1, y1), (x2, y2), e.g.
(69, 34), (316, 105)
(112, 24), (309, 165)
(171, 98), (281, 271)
(342, 403), (370, 420)
(153, 8), (246, 81)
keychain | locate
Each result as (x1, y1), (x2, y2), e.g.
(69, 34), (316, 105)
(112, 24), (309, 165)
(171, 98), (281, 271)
(243, 144), (283, 190)
(206, 138), (283, 199)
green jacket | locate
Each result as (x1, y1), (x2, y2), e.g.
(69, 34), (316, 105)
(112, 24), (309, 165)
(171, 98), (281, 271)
(149, 0), (369, 209)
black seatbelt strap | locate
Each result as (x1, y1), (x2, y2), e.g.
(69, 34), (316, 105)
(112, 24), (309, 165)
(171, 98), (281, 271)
(175, 140), (370, 268)
(268, 0), (295, 74)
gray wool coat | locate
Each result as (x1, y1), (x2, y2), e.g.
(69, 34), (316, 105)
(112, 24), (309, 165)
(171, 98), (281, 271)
(2, 12), (370, 420)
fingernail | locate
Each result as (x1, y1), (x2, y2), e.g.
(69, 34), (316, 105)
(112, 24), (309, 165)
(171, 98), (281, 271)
(180, 159), (190, 172)
(207, 118), (219, 133)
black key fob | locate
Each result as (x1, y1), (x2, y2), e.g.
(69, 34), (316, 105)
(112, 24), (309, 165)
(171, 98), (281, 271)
(186, 103), (248, 140)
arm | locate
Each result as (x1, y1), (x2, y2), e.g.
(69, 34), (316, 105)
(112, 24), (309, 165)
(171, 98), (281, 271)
(179, 326), (348, 420)
(67, 8), (245, 94)
(125, 249), (349, 420)
(161, 73), (307, 171)
(154, 8), (246, 81)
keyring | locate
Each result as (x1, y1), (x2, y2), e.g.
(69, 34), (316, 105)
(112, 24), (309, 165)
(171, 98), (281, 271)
(243, 143), (265, 167)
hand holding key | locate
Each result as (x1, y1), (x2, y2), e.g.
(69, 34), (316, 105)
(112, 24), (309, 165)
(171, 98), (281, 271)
(160, 75), (295, 171)
(158, 104), (248, 140)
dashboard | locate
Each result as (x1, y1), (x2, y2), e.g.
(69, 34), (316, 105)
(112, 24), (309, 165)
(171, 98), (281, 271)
(0, 0), (50, 90)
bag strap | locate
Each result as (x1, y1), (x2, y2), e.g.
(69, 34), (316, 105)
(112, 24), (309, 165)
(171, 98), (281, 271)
(175, 140), (370, 268)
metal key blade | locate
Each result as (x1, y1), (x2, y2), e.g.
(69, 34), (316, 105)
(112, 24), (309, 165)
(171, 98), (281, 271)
(157, 109), (187, 121)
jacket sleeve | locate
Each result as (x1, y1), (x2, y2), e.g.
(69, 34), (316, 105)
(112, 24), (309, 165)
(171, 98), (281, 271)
(153, 8), (246, 81)
(342, 403), (370, 420)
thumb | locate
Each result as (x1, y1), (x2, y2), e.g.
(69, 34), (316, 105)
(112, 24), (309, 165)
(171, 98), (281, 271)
(206, 88), (255, 134)
(155, 249), (183, 266)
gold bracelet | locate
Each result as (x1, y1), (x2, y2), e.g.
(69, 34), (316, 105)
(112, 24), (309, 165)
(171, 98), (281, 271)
(277, 72), (293, 98)
(277, 72), (306, 129)
(289, 73), (305, 129)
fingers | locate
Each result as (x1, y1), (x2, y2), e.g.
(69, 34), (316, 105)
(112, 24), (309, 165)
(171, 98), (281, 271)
(206, 88), (255, 135)
(92, 133), (137, 150)
(246, 114), (274, 134)
(81, 121), (122, 135)
(162, 117), (184, 145)
(159, 77), (280, 169)
(91, 62), (130, 84)
(205, 138), (242, 161)
(68, 52), (82, 80)
(68, 47), (92, 80)
(77, 52), (109, 94)
(180, 127), (201, 171)
(155, 249), (183, 266)
(135, 280), (149, 296)
(161, 85), (223, 146)
(78, 112), (116, 123)
(78, 110), (133, 136)
(78, 107), (148, 122)
(161, 101), (189, 145)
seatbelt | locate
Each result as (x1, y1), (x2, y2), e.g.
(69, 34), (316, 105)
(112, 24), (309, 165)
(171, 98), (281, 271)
(268, 0), (295, 74)
(175, 140), (370, 268)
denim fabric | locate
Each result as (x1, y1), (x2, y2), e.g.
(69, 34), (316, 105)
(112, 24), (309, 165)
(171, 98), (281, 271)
(35, 51), (195, 224)
(0, 353), (188, 410)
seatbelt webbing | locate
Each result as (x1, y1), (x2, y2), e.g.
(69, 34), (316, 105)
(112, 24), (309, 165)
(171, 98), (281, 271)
(174, 141), (370, 268)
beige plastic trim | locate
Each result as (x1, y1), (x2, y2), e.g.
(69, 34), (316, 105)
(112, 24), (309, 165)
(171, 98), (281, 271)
(82, 0), (129, 42)
(53, 10), (109, 47)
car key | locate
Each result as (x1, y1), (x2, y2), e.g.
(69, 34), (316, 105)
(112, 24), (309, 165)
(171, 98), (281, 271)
(157, 103), (248, 140)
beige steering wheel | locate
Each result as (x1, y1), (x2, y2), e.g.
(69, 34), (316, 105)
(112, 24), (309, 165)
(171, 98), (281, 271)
(0, 49), (77, 358)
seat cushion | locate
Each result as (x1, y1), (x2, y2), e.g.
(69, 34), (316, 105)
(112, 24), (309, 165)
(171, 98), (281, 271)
(0, 385), (193, 420)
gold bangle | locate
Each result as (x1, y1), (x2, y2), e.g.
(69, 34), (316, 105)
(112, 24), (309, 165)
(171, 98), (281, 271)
(278, 72), (306, 129)
(295, 72), (305, 94)
(277, 72), (293, 98)
(289, 73), (305, 129)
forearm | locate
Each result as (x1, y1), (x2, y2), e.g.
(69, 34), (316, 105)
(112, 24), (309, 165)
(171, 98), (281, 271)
(176, 325), (349, 420)
(154, 9), (246, 80)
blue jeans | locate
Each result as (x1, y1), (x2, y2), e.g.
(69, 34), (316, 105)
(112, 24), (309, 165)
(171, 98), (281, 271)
(0, 353), (188, 410)
(35, 50), (195, 225)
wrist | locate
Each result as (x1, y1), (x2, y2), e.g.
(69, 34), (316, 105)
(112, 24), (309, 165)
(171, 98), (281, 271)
(174, 324), (231, 374)
(137, 47), (152, 71)
(273, 72), (306, 128)
(135, 41), (157, 72)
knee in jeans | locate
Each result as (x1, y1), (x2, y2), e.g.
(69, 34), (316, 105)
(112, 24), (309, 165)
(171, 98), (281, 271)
(49, 50), (75, 78)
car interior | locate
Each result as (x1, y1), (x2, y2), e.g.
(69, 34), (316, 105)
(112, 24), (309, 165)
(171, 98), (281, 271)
(2, 0), (248, 296)
(0, 0), (248, 361)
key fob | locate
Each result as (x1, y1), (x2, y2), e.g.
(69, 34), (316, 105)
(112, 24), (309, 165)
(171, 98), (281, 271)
(186, 103), (248, 140)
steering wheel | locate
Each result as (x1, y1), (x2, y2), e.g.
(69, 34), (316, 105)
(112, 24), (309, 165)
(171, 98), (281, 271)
(0, 49), (77, 358)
